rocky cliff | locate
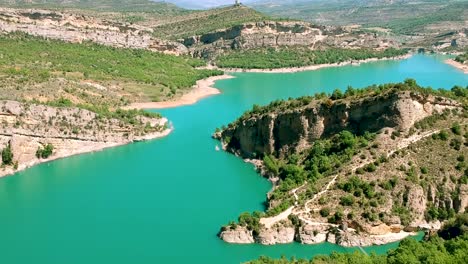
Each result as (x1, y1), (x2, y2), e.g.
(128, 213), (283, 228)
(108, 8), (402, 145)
(219, 90), (460, 159)
(0, 7), (400, 60)
(183, 21), (399, 59)
(0, 100), (170, 177)
(0, 7), (187, 54)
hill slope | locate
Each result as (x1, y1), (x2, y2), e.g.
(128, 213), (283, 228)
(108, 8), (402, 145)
(253, 0), (468, 35)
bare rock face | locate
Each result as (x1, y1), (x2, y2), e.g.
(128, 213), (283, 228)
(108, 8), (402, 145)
(407, 186), (428, 226)
(297, 224), (328, 244)
(0, 8), (188, 55)
(255, 226), (295, 245)
(219, 91), (461, 158)
(0, 100), (170, 177)
(218, 226), (255, 244)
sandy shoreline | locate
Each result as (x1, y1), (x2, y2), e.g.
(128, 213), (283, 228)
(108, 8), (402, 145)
(445, 59), (468, 74)
(125, 75), (234, 110)
(127, 55), (412, 110)
(220, 54), (413, 73)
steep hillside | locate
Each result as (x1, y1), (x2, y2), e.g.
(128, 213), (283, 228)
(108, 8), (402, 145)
(253, 0), (468, 51)
(215, 81), (468, 246)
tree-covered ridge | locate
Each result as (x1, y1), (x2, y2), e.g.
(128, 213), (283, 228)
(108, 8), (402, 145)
(247, 213), (468, 264)
(0, 33), (222, 105)
(0, 0), (186, 13)
(153, 5), (268, 40)
(232, 80), (467, 124)
(215, 48), (407, 69)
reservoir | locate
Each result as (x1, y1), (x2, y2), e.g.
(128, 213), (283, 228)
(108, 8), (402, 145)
(0, 54), (466, 263)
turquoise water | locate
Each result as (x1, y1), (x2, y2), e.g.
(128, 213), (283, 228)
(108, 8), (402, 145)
(0, 55), (466, 263)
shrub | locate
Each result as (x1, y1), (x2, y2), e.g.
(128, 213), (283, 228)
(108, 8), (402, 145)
(320, 208), (330, 217)
(420, 167), (428, 174)
(36, 144), (54, 159)
(340, 195), (355, 206)
(451, 122), (462, 135)
(1, 145), (13, 165)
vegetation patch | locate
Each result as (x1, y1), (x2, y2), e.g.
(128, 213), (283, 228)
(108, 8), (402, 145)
(216, 47), (407, 69)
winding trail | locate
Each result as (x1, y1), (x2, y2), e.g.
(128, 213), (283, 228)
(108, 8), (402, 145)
(259, 125), (453, 229)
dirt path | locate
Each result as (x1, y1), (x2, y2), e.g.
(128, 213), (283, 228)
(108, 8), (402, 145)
(259, 127), (445, 228)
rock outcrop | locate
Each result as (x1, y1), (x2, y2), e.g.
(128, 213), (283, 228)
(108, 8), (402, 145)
(0, 100), (170, 177)
(0, 7), (188, 55)
(255, 225), (295, 245)
(218, 226), (255, 244)
(218, 91), (461, 158)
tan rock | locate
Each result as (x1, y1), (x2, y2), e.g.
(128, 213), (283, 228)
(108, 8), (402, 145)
(219, 226), (255, 244)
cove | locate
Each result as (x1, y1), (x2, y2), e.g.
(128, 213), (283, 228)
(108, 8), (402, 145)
(0, 54), (466, 264)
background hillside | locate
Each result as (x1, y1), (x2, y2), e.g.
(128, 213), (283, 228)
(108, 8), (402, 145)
(252, 0), (468, 35)
(0, 0), (186, 13)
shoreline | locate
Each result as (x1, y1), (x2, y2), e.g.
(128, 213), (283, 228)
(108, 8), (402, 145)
(0, 124), (172, 179)
(126, 54), (412, 110)
(220, 54), (413, 73)
(445, 59), (468, 74)
(124, 75), (234, 110)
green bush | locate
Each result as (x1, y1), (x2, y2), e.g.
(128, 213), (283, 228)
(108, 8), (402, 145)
(1, 145), (13, 165)
(36, 144), (54, 159)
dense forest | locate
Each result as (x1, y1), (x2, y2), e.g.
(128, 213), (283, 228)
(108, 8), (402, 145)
(247, 213), (468, 264)
(215, 48), (407, 69)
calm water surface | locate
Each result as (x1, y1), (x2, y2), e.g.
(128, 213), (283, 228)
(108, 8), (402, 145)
(0, 55), (466, 263)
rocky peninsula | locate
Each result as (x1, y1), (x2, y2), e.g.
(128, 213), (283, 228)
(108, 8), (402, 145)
(215, 82), (468, 246)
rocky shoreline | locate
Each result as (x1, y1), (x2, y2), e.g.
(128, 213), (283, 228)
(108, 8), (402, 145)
(0, 101), (172, 178)
(219, 222), (422, 247)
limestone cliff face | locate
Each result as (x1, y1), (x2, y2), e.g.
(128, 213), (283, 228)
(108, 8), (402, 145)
(218, 226), (254, 244)
(0, 8), (187, 55)
(219, 221), (415, 246)
(183, 21), (399, 59)
(219, 91), (460, 158)
(0, 100), (170, 177)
